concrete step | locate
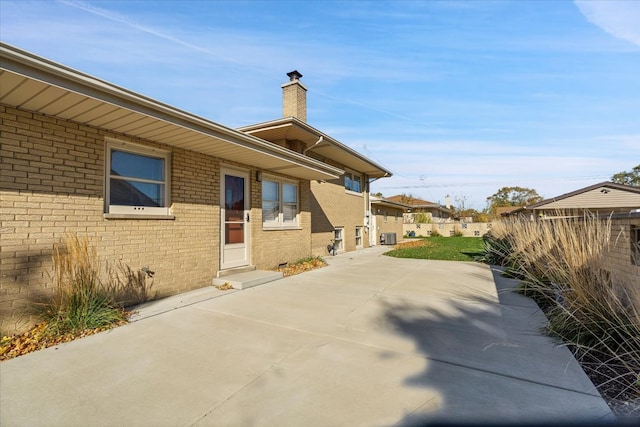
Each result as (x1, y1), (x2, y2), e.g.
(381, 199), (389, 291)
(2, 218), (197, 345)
(212, 270), (283, 290)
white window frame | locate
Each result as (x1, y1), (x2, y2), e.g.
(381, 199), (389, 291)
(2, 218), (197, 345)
(355, 226), (363, 248)
(344, 171), (363, 194)
(334, 227), (344, 252)
(262, 177), (299, 229)
(105, 139), (171, 217)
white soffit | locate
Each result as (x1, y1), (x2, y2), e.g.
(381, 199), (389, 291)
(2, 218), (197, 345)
(0, 43), (342, 181)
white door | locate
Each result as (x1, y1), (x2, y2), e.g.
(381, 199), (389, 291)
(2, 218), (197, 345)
(221, 169), (250, 269)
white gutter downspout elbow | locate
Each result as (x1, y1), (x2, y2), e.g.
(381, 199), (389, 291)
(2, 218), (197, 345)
(303, 135), (323, 155)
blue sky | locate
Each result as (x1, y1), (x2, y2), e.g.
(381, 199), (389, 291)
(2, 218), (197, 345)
(1, 0), (639, 209)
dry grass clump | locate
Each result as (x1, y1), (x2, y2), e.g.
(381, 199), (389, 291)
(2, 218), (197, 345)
(488, 213), (640, 405)
(2, 233), (158, 360)
(42, 233), (128, 335)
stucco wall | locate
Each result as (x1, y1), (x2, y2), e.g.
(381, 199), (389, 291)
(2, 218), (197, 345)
(404, 222), (491, 238)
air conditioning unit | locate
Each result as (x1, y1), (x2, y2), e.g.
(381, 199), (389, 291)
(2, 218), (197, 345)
(380, 232), (397, 245)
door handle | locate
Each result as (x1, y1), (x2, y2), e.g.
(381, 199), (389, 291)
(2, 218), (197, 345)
(246, 213), (250, 222)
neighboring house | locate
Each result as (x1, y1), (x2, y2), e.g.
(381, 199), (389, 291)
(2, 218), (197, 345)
(238, 71), (392, 254)
(385, 194), (452, 223)
(0, 44), (382, 333)
(370, 196), (408, 244)
(503, 182), (640, 290)
(509, 182), (640, 219)
(495, 206), (524, 220)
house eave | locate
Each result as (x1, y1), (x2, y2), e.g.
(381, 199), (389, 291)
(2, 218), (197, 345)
(238, 117), (393, 179)
(0, 42), (342, 181)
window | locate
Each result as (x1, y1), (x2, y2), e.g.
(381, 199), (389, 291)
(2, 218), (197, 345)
(344, 171), (362, 193)
(105, 140), (171, 216)
(262, 179), (298, 228)
(383, 210), (388, 223)
(334, 228), (344, 252)
(355, 226), (363, 248)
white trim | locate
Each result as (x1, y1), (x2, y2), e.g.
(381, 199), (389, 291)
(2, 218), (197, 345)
(261, 175), (299, 229)
(220, 167), (251, 270)
(334, 227), (344, 252)
(104, 139), (171, 217)
(344, 170), (363, 193)
(355, 226), (363, 248)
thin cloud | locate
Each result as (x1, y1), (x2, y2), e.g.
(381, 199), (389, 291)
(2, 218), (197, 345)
(575, 0), (640, 47)
(59, 0), (217, 56)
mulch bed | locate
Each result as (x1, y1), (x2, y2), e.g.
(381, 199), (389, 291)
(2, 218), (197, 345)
(1, 319), (127, 362)
(276, 258), (327, 277)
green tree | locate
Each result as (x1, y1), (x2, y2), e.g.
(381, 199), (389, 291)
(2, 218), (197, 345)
(611, 164), (640, 187)
(486, 186), (542, 215)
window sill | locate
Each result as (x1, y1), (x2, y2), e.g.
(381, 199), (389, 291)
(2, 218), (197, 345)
(344, 190), (363, 197)
(104, 214), (175, 220)
(262, 225), (302, 231)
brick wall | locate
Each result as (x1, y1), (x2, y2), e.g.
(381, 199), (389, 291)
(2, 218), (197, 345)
(310, 177), (369, 256)
(605, 213), (640, 288)
(250, 175), (312, 269)
(0, 104), (318, 335)
(373, 206), (404, 245)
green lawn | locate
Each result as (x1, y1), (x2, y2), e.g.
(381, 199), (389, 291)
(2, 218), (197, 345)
(384, 236), (484, 262)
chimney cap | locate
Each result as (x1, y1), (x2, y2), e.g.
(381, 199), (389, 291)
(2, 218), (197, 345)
(287, 70), (303, 81)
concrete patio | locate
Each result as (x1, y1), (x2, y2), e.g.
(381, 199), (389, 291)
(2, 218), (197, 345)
(1, 246), (613, 426)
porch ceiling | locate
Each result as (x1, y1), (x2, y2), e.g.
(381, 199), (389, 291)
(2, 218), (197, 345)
(0, 43), (342, 181)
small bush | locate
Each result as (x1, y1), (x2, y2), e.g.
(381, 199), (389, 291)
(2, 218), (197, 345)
(475, 229), (512, 266)
(41, 233), (128, 335)
(414, 212), (431, 224)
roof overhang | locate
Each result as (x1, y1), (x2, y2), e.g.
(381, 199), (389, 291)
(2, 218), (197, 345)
(370, 197), (410, 211)
(0, 43), (342, 181)
(238, 117), (393, 179)
(524, 181), (640, 210)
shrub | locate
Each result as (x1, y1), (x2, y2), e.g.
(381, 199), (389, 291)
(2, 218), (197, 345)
(41, 233), (128, 335)
(475, 229), (512, 266)
(414, 212), (431, 224)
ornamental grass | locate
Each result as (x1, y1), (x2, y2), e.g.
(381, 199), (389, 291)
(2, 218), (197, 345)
(485, 213), (640, 403)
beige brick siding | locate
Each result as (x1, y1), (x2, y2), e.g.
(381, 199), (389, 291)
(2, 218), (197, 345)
(282, 81), (307, 121)
(0, 104), (314, 334)
(373, 206), (404, 244)
(250, 175), (312, 269)
(605, 215), (640, 289)
(310, 177), (369, 256)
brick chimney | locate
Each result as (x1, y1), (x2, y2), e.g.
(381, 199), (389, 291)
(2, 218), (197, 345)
(282, 70), (307, 121)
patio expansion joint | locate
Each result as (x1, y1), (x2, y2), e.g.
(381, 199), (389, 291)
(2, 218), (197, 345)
(187, 340), (330, 426)
(192, 306), (601, 400)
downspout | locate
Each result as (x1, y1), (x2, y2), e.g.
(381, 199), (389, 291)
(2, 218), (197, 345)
(303, 135), (323, 155)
